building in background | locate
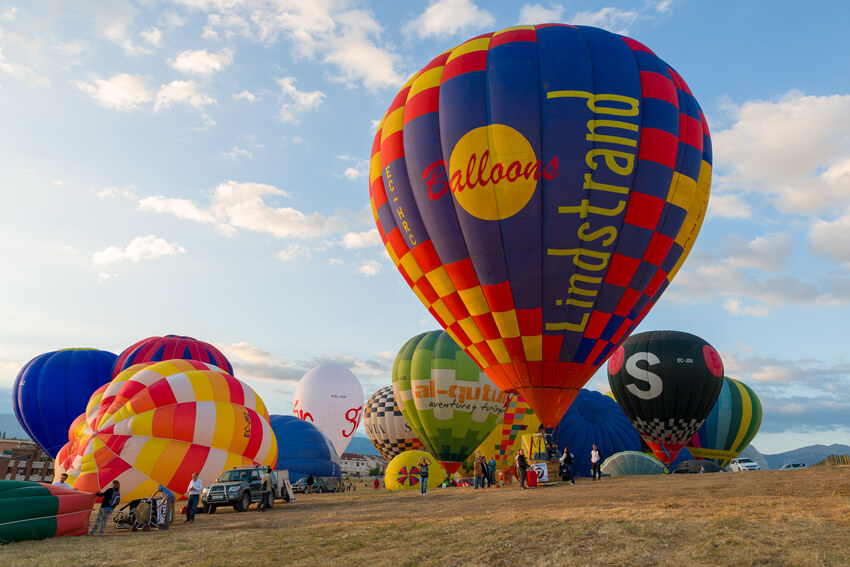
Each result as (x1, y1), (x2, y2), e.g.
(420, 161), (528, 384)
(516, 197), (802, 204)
(340, 453), (388, 477)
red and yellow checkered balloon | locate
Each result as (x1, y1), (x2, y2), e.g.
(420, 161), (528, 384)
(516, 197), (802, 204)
(55, 359), (277, 502)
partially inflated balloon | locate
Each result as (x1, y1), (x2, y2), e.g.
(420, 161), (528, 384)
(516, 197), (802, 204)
(600, 451), (666, 476)
(687, 376), (762, 467)
(471, 394), (540, 470)
(12, 348), (116, 458)
(607, 330), (724, 464)
(55, 360), (277, 502)
(392, 331), (511, 474)
(293, 364), (365, 456)
(384, 450), (446, 492)
(112, 334), (233, 378)
(553, 389), (642, 477)
(363, 386), (426, 461)
(0, 481), (96, 543)
(370, 24), (712, 427)
(269, 415), (341, 484)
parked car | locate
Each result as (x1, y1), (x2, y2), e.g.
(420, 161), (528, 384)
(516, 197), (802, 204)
(780, 463), (807, 470)
(201, 466), (295, 514)
(291, 476), (339, 494)
(455, 478), (475, 487)
(729, 457), (761, 471)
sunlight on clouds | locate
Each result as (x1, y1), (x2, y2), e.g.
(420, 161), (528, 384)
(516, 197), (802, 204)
(234, 89), (259, 102)
(406, 0), (495, 39)
(169, 48), (234, 75)
(571, 7), (638, 34)
(75, 73), (152, 111)
(721, 233), (792, 273)
(154, 80), (216, 111)
(341, 229), (380, 249)
(92, 235), (185, 267)
(97, 186), (138, 199)
(517, 3), (564, 24)
(708, 192), (752, 219)
(356, 260), (382, 276)
(277, 76), (325, 122)
(141, 27), (162, 46)
(277, 244), (312, 261)
(809, 212), (850, 265)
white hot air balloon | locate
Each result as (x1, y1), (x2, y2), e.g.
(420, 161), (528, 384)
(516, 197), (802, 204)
(293, 363), (365, 455)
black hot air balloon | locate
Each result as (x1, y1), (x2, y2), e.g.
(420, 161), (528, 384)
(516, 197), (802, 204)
(606, 330), (724, 464)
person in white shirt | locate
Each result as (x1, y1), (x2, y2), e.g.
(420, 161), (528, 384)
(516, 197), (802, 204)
(53, 473), (73, 489)
(185, 472), (203, 523)
(590, 445), (602, 481)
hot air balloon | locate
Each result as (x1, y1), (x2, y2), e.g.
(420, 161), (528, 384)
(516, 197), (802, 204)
(55, 360), (277, 502)
(384, 450), (446, 492)
(12, 348), (116, 458)
(292, 363), (365, 456)
(269, 415), (342, 484)
(471, 394), (540, 470)
(687, 376), (762, 467)
(369, 24), (712, 428)
(112, 334), (233, 378)
(392, 330), (511, 474)
(553, 388), (642, 477)
(363, 386), (426, 461)
(600, 451), (666, 476)
(0, 481), (96, 543)
(607, 330), (724, 464)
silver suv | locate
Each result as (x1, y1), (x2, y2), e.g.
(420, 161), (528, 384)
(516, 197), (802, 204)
(729, 457), (761, 471)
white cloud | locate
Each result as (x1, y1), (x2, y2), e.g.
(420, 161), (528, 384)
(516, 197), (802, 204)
(75, 73), (152, 111)
(713, 91), (850, 215)
(328, 258), (344, 265)
(140, 181), (357, 240)
(0, 47), (49, 87)
(406, 0), (495, 39)
(655, 0), (674, 14)
(570, 7), (638, 34)
(341, 229), (380, 249)
(357, 260), (382, 276)
(338, 154), (369, 180)
(277, 76), (325, 122)
(277, 244), (312, 261)
(222, 147), (253, 160)
(169, 48), (234, 76)
(92, 235), (186, 267)
(95, 2), (152, 57)
(517, 3), (563, 24)
(234, 89), (259, 102)
(721, 233), (793, 273)
(96, 186), (138, 200)
(708, 192), (752, 219)
(141, 27), (163, 46)
(809, 212), (850, 266)
(154, 80), (216, 111)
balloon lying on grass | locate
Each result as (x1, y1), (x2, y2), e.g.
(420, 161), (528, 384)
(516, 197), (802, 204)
(293, 363), (365, 456)
(269, 415), (341, 484)
(369, 23), (713, 428)
(607, 330), (724, 464)
(687, 376), (762, 467)
(12, 348), (116, 458)
(553, 389), (642, 477)
(384, 450), (446, 492)
(363, 385), (426, 461)
(600, 451), (666, 476)
(112, 334), (233, 378)
(0, 481), (96, 543)
(55, 359), (277, 502)
(392, 330), (511, 474)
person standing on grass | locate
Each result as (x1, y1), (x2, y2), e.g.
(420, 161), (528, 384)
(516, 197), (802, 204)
(515, 449), (529, 489)
(259, 468), (273, 511)
(92, 481), (120, 536)
(306, 473), (314, 494)
(559, 446), (575, 484)
(590, 445), (602, 481)
(418, 456), (431, 495)
(487, 456), (497, 487)
(155, 484), (176, 529)
(374, 477), (380, 490)
(185, 472), (202, 522)
(474, 456), (486, 489)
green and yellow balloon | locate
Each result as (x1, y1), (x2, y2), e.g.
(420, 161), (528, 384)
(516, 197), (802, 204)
(392, 331), (511, 474)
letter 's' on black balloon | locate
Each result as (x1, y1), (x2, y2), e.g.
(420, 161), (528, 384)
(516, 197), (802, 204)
(607, 330), (724, 464)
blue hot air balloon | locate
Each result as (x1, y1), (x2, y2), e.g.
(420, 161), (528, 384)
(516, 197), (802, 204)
(269, 415), (342, 484)
(552, 389), (642, 477)
(12, 349), (116, 458)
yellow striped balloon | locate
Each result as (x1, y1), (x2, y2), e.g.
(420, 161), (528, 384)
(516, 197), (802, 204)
(55, 360), (277, 502)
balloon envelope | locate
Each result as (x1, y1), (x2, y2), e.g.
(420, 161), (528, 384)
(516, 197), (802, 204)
(363, 385), (426, 461)
(600, 451), (666, 476)
(384, 450), (446, 492)
(269, 415), (342, 484)
(687, 376), (762, 467)
(471, 394), (540, 470)
(553, 389), (642, 477)
(12, 348), (116, 458)
(370, 24), (712, 428)
(393, 331), (511, 474)
(293, 363), (365, 456)
(0, 481), (96, 543)
(55, 360), (277, 502)
(112, 334), (233, 378)
(607, 330), (724, 464)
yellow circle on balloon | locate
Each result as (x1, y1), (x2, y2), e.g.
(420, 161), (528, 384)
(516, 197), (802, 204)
(448, 124), (538, 221)
(384, 450), (446, 492)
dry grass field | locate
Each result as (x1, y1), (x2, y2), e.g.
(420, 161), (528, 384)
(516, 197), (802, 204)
(7, 466), (850, 567)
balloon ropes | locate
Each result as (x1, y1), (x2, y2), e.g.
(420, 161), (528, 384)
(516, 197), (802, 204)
(369, 24), (712, 428)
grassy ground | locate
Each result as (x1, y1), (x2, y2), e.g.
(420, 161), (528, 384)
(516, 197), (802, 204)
(7, 466), (850, 566)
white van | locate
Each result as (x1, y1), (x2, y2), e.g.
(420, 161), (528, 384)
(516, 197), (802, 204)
(729, 457), (761, 471)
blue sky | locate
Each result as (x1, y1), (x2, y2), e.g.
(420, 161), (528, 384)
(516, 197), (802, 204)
(1, 0), (849, 455)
